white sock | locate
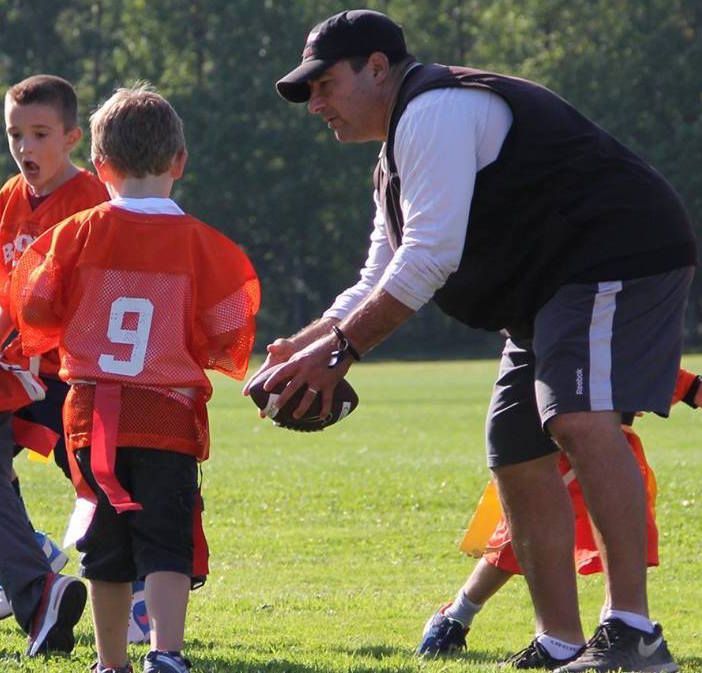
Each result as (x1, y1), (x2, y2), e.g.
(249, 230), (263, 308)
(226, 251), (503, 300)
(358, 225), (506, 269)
(603, 608), (655, 633)
(443, 589), (482, 627)
(536, 634), (584, 660)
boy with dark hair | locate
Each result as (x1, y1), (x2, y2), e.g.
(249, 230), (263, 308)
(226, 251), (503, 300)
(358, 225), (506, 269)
(0, 73), (109, 656)
(11, 82), (260, 673)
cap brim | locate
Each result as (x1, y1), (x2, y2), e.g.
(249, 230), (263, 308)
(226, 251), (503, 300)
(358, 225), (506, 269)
(276, 59), (337, 103)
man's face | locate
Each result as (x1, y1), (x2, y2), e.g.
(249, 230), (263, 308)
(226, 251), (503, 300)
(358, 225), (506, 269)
(4, 99), (78, 195)
(307, 60), (383, 143)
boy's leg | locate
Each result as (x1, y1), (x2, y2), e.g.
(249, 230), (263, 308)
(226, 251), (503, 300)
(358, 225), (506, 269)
(0, 411), (52, 631)
(89, 579), (131, 669)
(461, 557), (513, 606)
(145, 571), (190, 651)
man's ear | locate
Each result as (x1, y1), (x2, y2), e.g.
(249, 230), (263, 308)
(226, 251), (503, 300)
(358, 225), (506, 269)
(64, 126), (83, 152)
(170, 148), (188, 179)
(367, 52), (391, 84)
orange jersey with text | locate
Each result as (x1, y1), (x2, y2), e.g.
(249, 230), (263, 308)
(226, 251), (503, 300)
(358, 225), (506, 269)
(0, 170), (108, 373)
(11, 202), (260, 460)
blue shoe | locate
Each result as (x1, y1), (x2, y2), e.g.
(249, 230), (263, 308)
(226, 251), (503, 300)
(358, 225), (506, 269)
(417, 603), (469, 656)
(34, 531), (69, 573)
(92, 663), (134, 673)
(0, 533), (68, 621)
(143, 650), (191, 673)
(128, 581), (150, 644)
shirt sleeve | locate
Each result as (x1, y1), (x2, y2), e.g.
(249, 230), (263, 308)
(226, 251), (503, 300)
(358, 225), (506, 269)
(378, 87), (512, 310)
(323, 189), (395, 320)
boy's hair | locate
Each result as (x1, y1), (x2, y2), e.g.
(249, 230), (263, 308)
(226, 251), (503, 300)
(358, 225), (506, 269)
(90, 82), (185, 179)
(5, 74), (79, 130)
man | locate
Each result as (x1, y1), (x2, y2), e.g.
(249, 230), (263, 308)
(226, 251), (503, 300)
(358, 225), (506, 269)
(247, 9), (695, 672)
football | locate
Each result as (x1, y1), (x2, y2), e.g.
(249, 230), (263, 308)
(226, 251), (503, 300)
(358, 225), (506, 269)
(248, 370), (358, 432)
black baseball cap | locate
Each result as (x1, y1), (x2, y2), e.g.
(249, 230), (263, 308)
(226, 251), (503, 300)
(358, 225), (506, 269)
(276, 9), (408, 103)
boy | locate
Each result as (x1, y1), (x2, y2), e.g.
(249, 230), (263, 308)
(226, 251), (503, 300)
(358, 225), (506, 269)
(0, 73), (109, 655)
(11, 83), (260, 673)
(418, 369), (701, 668)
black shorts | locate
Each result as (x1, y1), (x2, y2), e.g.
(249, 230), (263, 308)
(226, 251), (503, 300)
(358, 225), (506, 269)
(75, 447), (199, 582)
(13, 376), (70, 479)
(487, 267), (693, 468)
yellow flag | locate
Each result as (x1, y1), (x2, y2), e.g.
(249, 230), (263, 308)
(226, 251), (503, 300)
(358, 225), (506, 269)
(459, 479), (502, 557)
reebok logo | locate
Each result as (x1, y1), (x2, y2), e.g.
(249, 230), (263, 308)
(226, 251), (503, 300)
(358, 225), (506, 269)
(637, 634), (663, 658)
(575, 368), (584, 395)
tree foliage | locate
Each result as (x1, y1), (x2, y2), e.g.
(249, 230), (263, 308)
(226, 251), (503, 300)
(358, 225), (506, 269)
(0, 0), (699, 354)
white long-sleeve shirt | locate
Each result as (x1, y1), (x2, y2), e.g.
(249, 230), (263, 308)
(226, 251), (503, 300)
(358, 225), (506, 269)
(324, 86), (513, 320)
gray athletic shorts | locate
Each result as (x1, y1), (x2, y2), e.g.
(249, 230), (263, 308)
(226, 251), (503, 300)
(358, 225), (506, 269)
(486, 267), (694, 468)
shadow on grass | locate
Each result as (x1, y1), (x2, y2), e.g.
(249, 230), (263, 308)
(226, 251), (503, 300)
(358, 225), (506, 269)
(329, 643), (498, 665)
(678, 654), (702, 671)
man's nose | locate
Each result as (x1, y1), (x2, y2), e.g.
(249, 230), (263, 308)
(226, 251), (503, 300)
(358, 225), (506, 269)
(307, 90), (324, 115)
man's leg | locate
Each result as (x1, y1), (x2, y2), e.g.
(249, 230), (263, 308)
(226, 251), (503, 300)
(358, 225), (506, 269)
(494, 453), (584, 642)
(487, 338), (586, 668)
(548, 411), (647, 616)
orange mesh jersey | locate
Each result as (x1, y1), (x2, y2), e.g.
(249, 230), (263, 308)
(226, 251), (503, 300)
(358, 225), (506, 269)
(11, 201), (260, 460)
(0, 169), (109, 373)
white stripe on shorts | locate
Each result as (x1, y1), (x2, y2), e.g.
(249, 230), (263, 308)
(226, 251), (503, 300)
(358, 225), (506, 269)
(588, 281), (622, 410)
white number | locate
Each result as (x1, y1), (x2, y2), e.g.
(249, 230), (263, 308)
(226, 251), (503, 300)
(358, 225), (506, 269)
(98, 297), (154, 376)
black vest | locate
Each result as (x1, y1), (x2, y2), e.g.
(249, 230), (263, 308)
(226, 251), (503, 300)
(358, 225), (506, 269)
(375, 64), (696, 337)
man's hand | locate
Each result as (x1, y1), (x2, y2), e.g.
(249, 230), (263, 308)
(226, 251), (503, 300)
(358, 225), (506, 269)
(261, 334), (353, 421)
(242, 337), (297, 398)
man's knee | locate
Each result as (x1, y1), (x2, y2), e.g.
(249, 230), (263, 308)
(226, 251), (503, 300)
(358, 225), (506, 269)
(547, 410), (623, 456)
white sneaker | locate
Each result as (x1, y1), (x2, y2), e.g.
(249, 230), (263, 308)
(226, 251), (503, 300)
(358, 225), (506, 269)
(0, 587), (12, 620)
(0, 531), (68, 620)
(127, 580), (150, 644)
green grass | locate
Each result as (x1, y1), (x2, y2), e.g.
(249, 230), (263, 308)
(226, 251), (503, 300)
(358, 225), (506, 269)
(3, 356), (702, 672)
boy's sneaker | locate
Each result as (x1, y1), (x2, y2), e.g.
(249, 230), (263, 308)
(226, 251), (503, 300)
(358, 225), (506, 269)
(0, 531), (68, 620)
(92, 663), (134, 673)
(553, 619), (678, 673)
(35, 531), (69, 573)
(503, 639), (582, 670)
(417, 603), (468, 656)
(26, 573), (87, 656)
(0, 588), (12, 620)
(143, 650), (191, 673)
(127, 581), (150, 644)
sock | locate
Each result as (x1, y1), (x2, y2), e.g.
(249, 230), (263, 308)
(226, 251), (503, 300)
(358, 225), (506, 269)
(443, 589), (482, 627)
(536, 634), (585, 660)
(603, 608), (654, 633)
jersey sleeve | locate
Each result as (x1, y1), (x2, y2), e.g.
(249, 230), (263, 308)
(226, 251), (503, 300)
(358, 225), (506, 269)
(195, 230), (260, 380)
(10, 218), (84, 355)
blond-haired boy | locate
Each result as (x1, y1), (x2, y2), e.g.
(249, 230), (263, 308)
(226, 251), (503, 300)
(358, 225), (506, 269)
(11, 83), (260, 673)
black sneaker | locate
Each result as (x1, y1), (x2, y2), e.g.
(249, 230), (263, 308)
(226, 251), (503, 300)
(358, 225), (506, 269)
(553, 619), (678, 673)
(416, 603), (468, 656)
(503, 639), (582, 670)
(26, 573), (87, 656)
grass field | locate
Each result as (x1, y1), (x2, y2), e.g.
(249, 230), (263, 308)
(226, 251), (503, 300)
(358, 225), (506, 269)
(2, 356), (702, 672)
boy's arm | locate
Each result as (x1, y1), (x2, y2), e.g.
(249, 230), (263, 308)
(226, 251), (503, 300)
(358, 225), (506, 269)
(9, 222), (80, 355)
